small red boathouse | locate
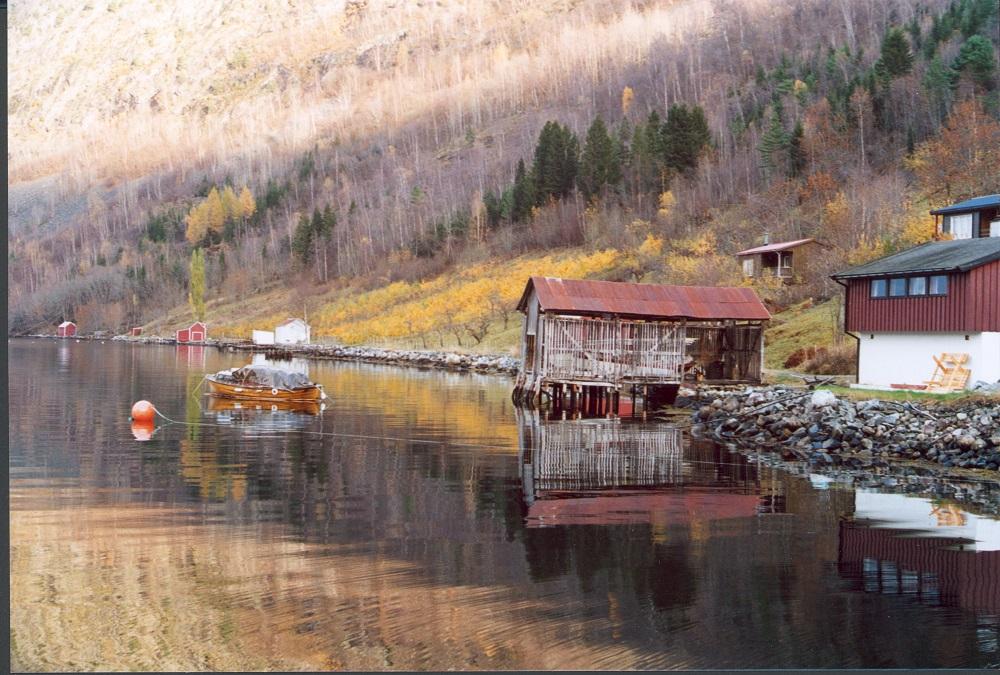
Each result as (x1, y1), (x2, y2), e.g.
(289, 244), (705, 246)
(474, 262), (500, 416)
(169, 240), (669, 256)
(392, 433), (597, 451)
(176, 321), (207, 344)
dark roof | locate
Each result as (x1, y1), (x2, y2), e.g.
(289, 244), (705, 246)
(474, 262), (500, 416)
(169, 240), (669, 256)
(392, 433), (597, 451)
(516, 276), (771, 321)
(930, 194), (1000, 215)
(736, 238), (816, 256)
(831, 238), (1000, 279)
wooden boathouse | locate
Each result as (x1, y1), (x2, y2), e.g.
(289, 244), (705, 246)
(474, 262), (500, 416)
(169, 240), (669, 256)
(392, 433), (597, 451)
(512, 277), (771, 409)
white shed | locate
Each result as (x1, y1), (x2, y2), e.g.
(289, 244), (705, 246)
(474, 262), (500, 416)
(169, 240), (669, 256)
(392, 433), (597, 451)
(275, 318), (310, 345)
(252, 329), (275, 345)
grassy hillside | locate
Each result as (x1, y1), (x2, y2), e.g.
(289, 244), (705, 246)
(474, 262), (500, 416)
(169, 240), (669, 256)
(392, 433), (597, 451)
(144, 247), (625, 353)
(763, 298), (843, 369)
(143, 245), (845, 378)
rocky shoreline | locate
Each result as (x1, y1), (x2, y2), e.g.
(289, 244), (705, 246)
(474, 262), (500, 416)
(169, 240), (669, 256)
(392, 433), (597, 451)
(676, 386), (1000, 515)
(680, 386), (1000, 473)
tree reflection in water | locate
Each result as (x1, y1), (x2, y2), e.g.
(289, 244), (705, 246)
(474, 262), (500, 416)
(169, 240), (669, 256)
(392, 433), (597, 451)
(8, 340), (1000, 670)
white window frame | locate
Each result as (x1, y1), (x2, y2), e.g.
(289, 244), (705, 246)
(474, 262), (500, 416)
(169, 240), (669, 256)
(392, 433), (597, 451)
(944, 213), (974, 239)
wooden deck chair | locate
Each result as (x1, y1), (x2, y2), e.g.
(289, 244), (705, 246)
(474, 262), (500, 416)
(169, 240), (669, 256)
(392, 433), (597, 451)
(924, 352), (971, 392)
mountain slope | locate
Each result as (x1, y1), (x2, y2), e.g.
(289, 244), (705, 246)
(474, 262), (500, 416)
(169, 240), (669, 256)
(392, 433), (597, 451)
(7, 0), (999, 337)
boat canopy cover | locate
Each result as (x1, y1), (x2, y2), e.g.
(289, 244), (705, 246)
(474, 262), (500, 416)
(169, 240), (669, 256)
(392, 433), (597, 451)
(215, 365), (313, 390)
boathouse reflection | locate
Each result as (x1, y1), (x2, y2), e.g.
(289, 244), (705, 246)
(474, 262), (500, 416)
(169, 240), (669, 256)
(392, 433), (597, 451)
(516, 408), (786, 528)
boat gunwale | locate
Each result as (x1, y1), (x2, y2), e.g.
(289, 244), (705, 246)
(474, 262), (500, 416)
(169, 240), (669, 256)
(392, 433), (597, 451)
(205, 374), (323, 402)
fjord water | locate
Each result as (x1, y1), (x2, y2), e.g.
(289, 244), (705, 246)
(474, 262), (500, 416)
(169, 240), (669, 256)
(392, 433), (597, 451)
(9, 340), (1000, 670)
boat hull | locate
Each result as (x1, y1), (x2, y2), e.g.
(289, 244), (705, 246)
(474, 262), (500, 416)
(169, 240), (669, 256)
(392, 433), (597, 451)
(206, 377), (323, 402)
(206, 396), (323, 414)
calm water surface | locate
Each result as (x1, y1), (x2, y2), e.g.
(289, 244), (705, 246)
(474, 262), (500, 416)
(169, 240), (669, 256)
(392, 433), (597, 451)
(9, 340), (1000, 670)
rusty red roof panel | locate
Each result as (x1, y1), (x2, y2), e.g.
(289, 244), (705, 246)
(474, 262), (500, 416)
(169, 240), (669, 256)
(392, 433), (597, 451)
(520, 277), (771, 321)
(735, 238), (815, 256)
(526, 490), (762, 527)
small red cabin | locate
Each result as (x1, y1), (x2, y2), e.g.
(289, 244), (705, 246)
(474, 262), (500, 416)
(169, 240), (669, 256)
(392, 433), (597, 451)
(57, 321), (77, 338)
(176, 321), (207, 344)
(130, 327), (143, 337)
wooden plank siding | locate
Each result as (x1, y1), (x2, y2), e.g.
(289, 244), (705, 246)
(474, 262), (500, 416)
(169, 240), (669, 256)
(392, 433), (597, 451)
(844, 259), (1000, 333)
(538, 315), (686, 385)
(967, 259), (1000, 331)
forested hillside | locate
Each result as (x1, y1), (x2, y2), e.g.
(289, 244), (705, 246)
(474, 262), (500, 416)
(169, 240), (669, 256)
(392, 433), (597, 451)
(7, 0), (999, 341)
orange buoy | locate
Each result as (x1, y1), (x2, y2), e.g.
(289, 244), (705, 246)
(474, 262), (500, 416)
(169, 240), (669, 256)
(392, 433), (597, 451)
(130, 400), (156, 423)
(131, 420), (156, 441)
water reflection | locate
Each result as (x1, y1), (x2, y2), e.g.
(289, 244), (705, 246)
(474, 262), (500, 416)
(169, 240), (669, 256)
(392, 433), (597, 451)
(517, 409), (782, 528)
(838, 491), (1000, 617)
(8, 340), (1000, 670)
(250, 352), (311, 375)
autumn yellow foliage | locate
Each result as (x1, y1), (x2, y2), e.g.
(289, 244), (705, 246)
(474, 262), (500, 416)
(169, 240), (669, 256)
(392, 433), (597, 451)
(185, 185), (256, 244)
(297, 248), (624, 347)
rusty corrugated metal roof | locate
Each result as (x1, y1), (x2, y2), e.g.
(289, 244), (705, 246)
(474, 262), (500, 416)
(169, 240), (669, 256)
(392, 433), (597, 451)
(735, 238), (815, 256)
(517, 277), (771, 321)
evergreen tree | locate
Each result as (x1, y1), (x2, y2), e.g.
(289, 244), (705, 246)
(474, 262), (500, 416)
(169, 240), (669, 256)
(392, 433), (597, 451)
(483, 190), (503, 229)
(923, 55), (957, 121)
(662, 104), (711, 173)
(499, 186), (514, 223)
(953, 35), (996, 87)
(579, 116), (619, 199)
(906, 16), (922, 49)
(530, 121), (558, 204)
(628, 116), (655, 192)
(321, 204), (337, 237)
(510, 159), (534, 223)
(530, 121), (579, 205)
(645, 110), (664, 159)
(311, 207), (324, 240)
(758, 110), (789, 176)
(788, 120), (806, 177)
(188, 248), (206, 321)
(615, 118), (632, 172)
(879, 27), (914, 78)
(556, 124), (581, 198)
(292, 213), (313, 264)
(960, 0), (997, 38)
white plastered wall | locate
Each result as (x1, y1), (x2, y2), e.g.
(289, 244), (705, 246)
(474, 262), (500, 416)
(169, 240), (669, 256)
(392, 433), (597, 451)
(856, 332), (1000, 388)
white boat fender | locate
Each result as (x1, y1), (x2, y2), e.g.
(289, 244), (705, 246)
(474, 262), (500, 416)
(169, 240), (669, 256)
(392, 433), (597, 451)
(271, 388), (279, 395)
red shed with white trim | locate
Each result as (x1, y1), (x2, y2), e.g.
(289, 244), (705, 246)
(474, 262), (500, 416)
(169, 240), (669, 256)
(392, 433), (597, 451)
(176, 321), (207, 344)
(57, 321), (77, 338)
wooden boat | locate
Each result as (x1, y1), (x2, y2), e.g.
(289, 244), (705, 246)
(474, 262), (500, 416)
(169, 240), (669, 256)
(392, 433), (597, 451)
(205, 365), (325, 403)
(206, 395), (324, 415)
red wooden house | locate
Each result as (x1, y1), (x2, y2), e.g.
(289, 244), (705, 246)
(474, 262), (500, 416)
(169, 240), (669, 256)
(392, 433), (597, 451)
(176, 321), (207, 344)
(57, 321), (77, 338)
(130, 327), (143, 337)
(832, 234), (1000, 389)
